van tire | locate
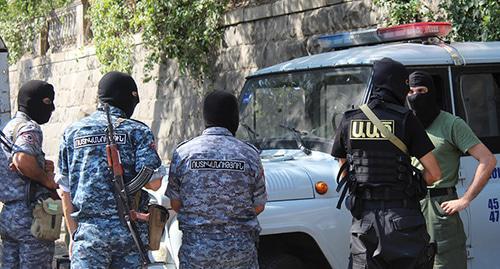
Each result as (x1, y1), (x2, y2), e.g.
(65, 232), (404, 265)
(260, 253), (304, 269)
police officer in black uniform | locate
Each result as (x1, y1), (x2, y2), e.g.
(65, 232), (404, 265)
(331, 58), (442, 269)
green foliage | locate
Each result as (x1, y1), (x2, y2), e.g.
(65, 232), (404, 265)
(441, 0), (500, 41)
(0, 0), (229, 81)
(0, 0), (72, 64)
(133, 0), (229, 81)
(88, 0), (229, 81)
(374, 0), (435, 26)
(374, 0), (500, 42)
(87, 0), (135, 74)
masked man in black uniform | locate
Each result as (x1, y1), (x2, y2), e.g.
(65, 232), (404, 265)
(331, 58), (442, 269)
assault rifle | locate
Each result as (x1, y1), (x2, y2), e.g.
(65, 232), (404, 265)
(0, 130), (59, 204)
(104, 104), (152, 267)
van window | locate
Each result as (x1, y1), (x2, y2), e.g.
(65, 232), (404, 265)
(457, 73), (500, 137)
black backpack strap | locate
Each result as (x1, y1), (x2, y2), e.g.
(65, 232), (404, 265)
(336, 182), (350, 210)
(336, 161), (350, 209)
(336, 161), (349, 191)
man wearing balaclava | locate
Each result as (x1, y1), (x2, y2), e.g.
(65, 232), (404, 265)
(56, 71), (167, 268)
(331, 58), (441, 268)
(0, 80), (59, 268)
(166, 90), (267, 269)
(408, 71), (496, 269)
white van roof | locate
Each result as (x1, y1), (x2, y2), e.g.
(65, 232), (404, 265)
(249, 42), (500, 78)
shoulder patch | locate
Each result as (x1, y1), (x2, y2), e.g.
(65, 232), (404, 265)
(20, 132), (38, 145)
(190, 159), (246, 172)
(73, 133), (127, 148)
(349, 119), (394, 140)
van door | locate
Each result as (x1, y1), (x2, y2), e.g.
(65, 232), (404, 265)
(452, 64), (500, 269)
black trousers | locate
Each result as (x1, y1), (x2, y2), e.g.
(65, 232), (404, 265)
(349, 205), (430, 269)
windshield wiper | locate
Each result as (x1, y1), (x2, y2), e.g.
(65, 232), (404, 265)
(279, 124), (312, 155)
(240, 123), (261, 152)
(240, 123), (259, 141)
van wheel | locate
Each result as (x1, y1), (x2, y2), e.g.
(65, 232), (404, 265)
(260, 254), (304, 269)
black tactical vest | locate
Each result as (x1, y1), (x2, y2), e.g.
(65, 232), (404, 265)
(343, 101), (416, 198)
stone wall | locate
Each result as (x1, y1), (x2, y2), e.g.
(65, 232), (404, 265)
(8, 0), (381, 162)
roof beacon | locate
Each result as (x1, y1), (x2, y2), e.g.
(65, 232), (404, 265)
(317, 22), (452, 50)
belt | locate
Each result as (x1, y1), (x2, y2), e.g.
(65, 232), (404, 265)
(361, 199), (420, 210)
(428, 187), (456, 198)
(356, 187), (407, 200)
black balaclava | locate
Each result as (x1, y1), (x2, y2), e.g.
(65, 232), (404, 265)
(17, 80), (55, 124)
(98, 71), (139, 118)
(407, 71), (440, 128)
(203, 90), (239, 136)
(370, 57), (410, 106)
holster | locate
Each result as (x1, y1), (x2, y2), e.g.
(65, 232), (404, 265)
(345, 195), (362, 219)
(31, 198), (63, 241)
(148, 204), (169, 250)
(411, 165), (427, 201)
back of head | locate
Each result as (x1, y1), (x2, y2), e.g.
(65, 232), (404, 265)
(203, 90), (239, 136)
(98, 71), (139, 118)
(17, 80), (55, 124)
(371, 57), (409, 106)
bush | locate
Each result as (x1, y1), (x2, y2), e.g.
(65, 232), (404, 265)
(374, 0), (500, 42)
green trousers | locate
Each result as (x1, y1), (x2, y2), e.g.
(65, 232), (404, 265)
(421, 192), (467, 269)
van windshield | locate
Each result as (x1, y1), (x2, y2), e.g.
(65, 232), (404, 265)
(238, 66), (371, 154)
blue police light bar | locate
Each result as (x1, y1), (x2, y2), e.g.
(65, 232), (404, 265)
(317, 29), (380, 49)
(317, 22), (452, 50)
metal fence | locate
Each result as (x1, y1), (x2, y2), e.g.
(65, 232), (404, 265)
(38, 0), (90, 55)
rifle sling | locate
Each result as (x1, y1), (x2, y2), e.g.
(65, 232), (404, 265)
(359, 104), (409, 154)
(104, 103), (152, 265)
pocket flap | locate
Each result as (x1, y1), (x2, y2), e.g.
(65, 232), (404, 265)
(42, 198), (62, 215)
(392, 215), (425, 231)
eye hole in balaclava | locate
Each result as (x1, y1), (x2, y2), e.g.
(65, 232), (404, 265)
(407, 71), (440, 128)
(371, 57), (410, 106)
(203, 90), (239, 136)
(17, 80), (55, 125)
(98, 71), (139, 118)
